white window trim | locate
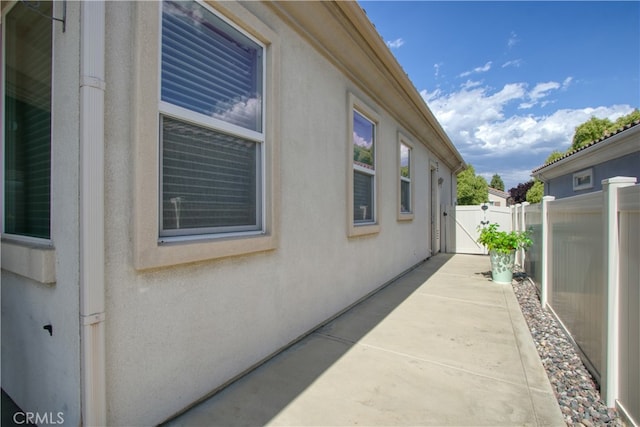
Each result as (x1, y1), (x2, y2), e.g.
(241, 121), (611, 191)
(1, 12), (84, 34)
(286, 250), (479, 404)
(133, 0), (280, 270)
(347, 93), (380, 237)
(1, 1), (57, 284)
(398, 133), (414, 221)
(573, 168), (594, 191)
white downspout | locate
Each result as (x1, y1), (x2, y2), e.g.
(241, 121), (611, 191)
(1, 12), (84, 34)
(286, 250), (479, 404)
(80, 1), (106, 425)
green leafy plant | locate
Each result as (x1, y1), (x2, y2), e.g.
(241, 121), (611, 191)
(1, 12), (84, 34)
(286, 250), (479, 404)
(477, 223), (532, 254)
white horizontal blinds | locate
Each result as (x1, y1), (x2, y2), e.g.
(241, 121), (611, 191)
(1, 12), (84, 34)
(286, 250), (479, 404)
(4, 2), (52, 239)
(161, 117), (258, 234)
(161, 0), (262, 132)
(354, 171), (374, 222)
(401, 180), (410, 212)
(353, 110), (375, 223)
(159, 0), (264, 237)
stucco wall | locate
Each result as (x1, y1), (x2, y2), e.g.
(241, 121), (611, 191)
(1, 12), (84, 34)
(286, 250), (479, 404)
(1, 2), (82, 424)
(488, 193), (508, 206)
(545, 151), (640, 198)
(2, 1), (457, 425)
(102, 2), (457, 425)
(101, 3), (459, 424)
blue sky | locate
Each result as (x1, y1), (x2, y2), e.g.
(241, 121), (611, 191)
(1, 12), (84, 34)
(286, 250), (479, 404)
(358, 1), (639, 190)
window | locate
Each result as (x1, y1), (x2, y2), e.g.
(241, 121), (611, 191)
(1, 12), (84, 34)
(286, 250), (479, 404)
(347, 94), (380, 237)
(573, 168), (593, 191)
(398, 138), (413, 220)
(134, 0), (278, 269)
(3, 1), (52, 240)
(159, 0), (264, 239)
(353, 110), (375, 224)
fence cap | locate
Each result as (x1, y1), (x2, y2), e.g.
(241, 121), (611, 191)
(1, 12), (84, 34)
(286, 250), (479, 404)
(602, 176), (637, 185)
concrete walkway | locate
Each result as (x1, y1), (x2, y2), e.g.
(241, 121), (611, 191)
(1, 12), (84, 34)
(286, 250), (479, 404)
(165, 253), (565, 426)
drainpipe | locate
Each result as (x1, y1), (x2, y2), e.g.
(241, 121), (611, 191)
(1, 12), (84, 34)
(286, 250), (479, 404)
(80, 1), (107, 425)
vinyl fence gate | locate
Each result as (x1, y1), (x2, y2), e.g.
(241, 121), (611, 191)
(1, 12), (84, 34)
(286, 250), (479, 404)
(445, 205), (512, 255)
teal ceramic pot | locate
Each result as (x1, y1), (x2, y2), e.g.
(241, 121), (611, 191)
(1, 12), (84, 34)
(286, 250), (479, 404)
(489, 250), (515, 284)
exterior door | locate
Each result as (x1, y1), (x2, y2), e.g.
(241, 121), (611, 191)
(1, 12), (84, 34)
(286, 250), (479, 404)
(430, 163), (440, 254)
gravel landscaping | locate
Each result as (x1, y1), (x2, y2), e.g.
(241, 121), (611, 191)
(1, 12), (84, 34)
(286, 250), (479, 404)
(512, 273), (623, 426)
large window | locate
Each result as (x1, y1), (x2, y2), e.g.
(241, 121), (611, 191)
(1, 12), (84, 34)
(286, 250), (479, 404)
(347, 94), (380, 237)
(159, 0), (264, 239)
(353, 110), (376, 224)
(400, 141), (412, 214)
(3, 1), (52, 240)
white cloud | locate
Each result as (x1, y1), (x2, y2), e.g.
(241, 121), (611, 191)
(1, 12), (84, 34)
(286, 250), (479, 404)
(562, 76), (573, 89)
(386, 38), (404, 49)
(353, 132), (372, 148)
(212, 96), (262, 129)
(461, 80), (483, 90)
(529, 82), (560, 100)
(420, 82), (634, 188)
(507, 31), (519, 48)
(434, 62), (443, 78)
(459, 61), (492, 78)
(518, 80), (565, 110)
(502, 59), (523, 68)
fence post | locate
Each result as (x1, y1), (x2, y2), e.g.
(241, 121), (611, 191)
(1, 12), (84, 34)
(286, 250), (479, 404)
(520, 202), (529, 268)
(540, 195), (554, 309)
(602, 176), (637, 407)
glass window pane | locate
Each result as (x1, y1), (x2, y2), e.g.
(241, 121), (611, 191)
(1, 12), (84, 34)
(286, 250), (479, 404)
(353, 110), (374, 169)
(400, 143), (410, 178)
(353, 171), (374, 223)
(4, 2), (52, 239)
(161, 116), (259, 235)
(401, 180), (411, 213)
(161, 0), (263, 132)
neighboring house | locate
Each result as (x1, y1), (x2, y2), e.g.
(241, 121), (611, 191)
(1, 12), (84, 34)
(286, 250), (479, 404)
(532, 120), (640, 199)
(1, 1), (465, 425)
(487, 187), (511, 207)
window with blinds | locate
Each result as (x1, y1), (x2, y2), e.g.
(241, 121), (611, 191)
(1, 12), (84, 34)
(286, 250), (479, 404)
(159, 0), (265, 238)
(353, 110), (376, 224)
(3, 1), (52, 239)
(400, 142), (411, 213)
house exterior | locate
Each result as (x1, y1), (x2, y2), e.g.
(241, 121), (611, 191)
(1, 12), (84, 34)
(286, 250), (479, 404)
(1, 1), (465, 425)
(532, 120), (640, 199)
(487, 187), (511, 207)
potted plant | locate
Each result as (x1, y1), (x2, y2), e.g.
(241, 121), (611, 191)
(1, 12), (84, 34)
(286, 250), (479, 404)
(477, 223), (532, 284)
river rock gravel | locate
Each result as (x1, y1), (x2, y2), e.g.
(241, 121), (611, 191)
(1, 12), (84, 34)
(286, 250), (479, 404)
(511, 273), (623, 426)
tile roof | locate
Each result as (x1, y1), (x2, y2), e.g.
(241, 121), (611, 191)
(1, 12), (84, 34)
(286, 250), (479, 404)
(488, 187), (510, 198)
(532, 119), (640, 173)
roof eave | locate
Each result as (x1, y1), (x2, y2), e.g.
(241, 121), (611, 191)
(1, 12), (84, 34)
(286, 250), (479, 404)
(531, 124), (640, 182)
(266, 1), (465, 171)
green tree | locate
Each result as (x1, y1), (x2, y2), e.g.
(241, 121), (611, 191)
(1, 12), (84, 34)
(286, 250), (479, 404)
(457, 165), (488, 205)
(612, 109), (640, 130)
(545, 150), (564, 164)
(526, 180), (544, 204)
(489, 173), (504, 191)
(572, 116), (612, 151)
(541, 109), (639, 168)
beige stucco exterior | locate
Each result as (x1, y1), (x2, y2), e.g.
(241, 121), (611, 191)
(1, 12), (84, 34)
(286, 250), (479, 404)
(1, 1), (464, 425)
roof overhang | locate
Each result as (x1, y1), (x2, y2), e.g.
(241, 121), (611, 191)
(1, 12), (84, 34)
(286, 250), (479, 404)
(265, 1), (465, 172)
(531, 124), (640, 182)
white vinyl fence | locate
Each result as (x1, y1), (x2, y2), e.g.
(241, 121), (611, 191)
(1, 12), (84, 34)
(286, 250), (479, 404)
(517, 177), (639, 426)
(447, 205), (512, 254)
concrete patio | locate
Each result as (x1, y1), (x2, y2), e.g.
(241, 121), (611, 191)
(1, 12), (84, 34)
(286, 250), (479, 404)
(164, 253), (565, 426)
